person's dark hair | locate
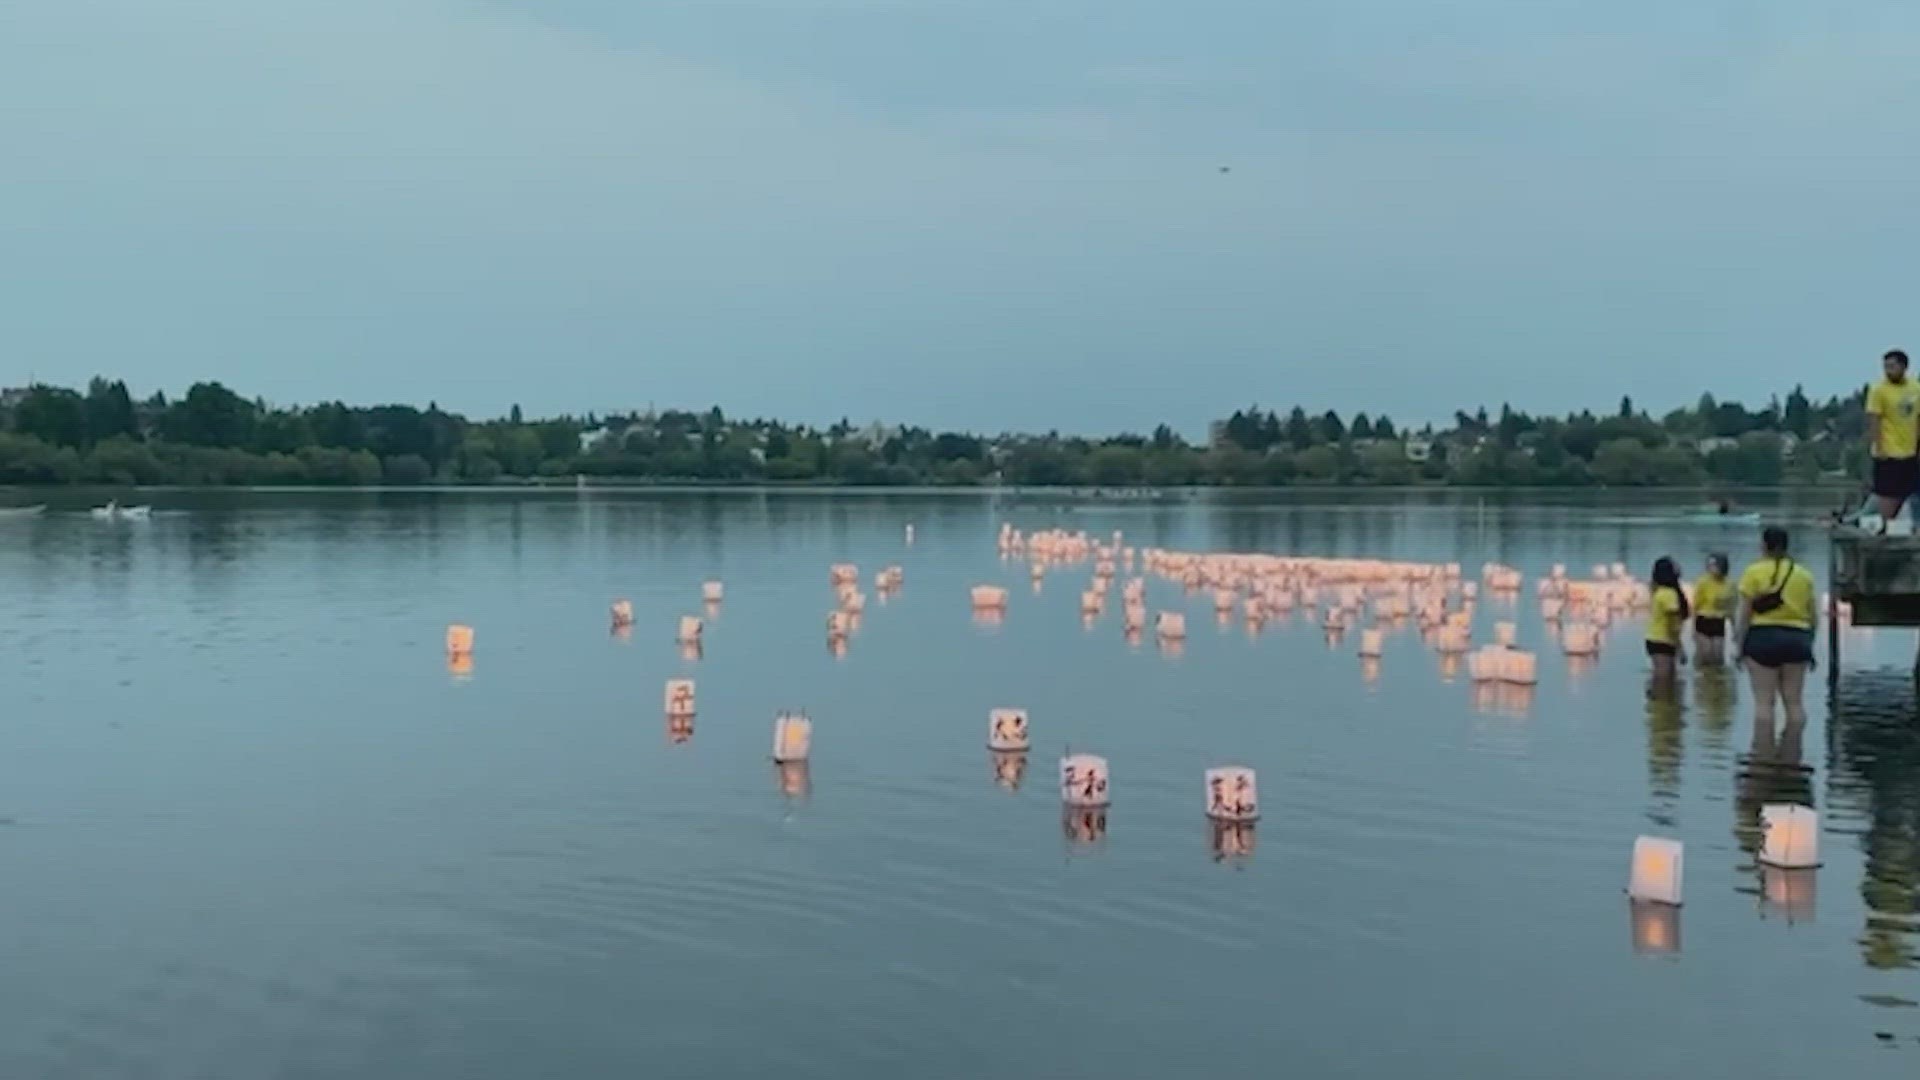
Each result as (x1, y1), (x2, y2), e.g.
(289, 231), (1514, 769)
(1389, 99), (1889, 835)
(1707, 552), (1729, 576)
(1762, 525), (1790, 556)
(1887, 349), (1909, 370)
(1651, 556), (1691, 619)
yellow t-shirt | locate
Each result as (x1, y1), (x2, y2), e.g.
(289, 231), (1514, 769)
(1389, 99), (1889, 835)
(1646, 586), (1684, 645)
(1737, 557), (1817, 630)
(1691, 574), (1732, 619)
(1867, 377), (1920, 458)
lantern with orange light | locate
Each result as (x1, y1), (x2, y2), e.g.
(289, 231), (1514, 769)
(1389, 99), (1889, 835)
(1759, 805), (1821, 869)
(1628, 836), (1684, 906)
(772, 713), (812, 763)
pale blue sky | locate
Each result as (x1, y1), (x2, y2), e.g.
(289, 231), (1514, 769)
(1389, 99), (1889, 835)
(4, 0), (1915, 434)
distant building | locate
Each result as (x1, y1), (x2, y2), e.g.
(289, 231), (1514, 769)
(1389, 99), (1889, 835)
(579, 424), (627, 453)
(1404, 438), (1434, 463)
(0, 387), (28, 409)
(856, 421), (900, 448)
(1695, 436), (1738, 456)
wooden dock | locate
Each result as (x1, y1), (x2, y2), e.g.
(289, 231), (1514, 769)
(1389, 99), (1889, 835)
(1828, 528), (1920, 680)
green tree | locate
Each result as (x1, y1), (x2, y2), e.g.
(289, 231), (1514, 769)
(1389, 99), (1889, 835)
(83, 378), (138, 444)
(13, 386), (87, 448)
(161, 382), (256, 448)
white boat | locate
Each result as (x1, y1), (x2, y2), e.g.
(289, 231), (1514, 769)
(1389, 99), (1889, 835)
(0, 504), (45, 519)
(89, 502), (151, 521)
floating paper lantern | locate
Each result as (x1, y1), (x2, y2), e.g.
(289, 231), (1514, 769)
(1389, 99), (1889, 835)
(1213, 589), (1235, 613)
(1156, 612), (1186, 640)
(1204, 766), (1258, 822)
(1494, 621), (1516, 647)
(610, 600), (634, 627)
(970, 585), (1008, 609)
(1358, 628), (1384, 658)
(1467, 647), (1501, 682)
(1541, 597), (1565, 621)
(826, 611), (852, 639)
(1499, 649), (1538, 685)
(1081, 590), (1102, 615)
(772, 713), (812, 763)
(702, 581), (723, 603)
(841, 591), (866, 614)
(445, 624), (474, 657)
(830, 564), (858, 586)
(1461, 582), (1479, 600)
(664, 678), (695, 717)
(1060, 754), (1110, 808)
(1435, 626), (1471, 654)
(677, 616), (703, 644)
(1562, 622), (1600, 657)
(1628, 836), (1684, 905)
(1759, 805), (1821, 868)
(988, 708), (1030, 752)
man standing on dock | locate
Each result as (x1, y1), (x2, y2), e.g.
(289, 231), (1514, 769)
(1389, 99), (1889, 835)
(1866, 348), (1920, 529)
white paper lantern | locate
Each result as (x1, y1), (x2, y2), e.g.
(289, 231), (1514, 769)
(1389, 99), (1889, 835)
(1499, 649), (1538, 686)
(1494, 620), (1516, 647)
(988, 708), (1030, 752)
(772, 713), (812, 762)
(677, 616), (703, 643)
(830, 563), (857, 586)
(1628, 836), (1684, 906)
(610, 600), (634, 626)
(1060, 753), (1110, 808)
(1759, 805), (1822, 869)
(1204, 766), (1258, 822)
(1155, 612), (1186, 640)
(701, 581), (724, 603)
(663, 678), (695, 717)
(970, 585), (1008, 609)
(1358, 628), (1384, 658)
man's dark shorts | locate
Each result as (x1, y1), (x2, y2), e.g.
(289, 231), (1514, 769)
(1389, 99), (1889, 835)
(1873, 456), (1919, 500)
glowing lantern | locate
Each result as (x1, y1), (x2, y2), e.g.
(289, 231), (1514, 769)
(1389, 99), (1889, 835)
(1081, 590), (1102, 615)
(610, 600), (634, 627)
(1156, 612), (1186, 640)
(1499, 650), (1538, 686)
(702, 581), (723, 603)
(1060, 754), (1110, 808)
(1759, 805), (1821, 869)
(830, 564), (857, 586)
(1494, 621), (1516, 647)
(1435, 626), (1471, 654)
(1204, 766), (1258, 822)
(677, 616), (703, 644)
(1358, 628), (1384, 658)
(772, 713), (812, 763)
(841, 591), (866, 614)
(1541, 597), (1565, 621)
(445, 624), (474, 657)
(988, 708), (1030, 752)
(1562, 622), (1600, 657)
(664, 678), (695, 717)
(826, 611), (851, 639)
(1213, 589), (1235, 613)
(1467, 647), (1501, 682)
(1461, 582), (1478, 600)
(970, 585), (1008, 609)
(1628, 836), (1684, 906)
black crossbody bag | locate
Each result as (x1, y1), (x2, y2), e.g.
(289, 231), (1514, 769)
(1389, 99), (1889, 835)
(1750, 559), (1793, 615)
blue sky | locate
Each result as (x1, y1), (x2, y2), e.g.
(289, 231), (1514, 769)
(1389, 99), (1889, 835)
(3, 0), (1915, 435)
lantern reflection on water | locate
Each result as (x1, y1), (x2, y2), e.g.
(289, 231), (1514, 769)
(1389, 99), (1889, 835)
(990, 750), (1027, 792)
(1209, 820), (1256, 864)
(1629, 899), (1681, 955)
(1760, 866), (1817, 924)
(1062, 807), (1108, 849)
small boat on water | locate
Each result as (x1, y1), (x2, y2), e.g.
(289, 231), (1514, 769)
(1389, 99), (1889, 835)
(89, 501), (152, 521)
(0, 504), (46, 519)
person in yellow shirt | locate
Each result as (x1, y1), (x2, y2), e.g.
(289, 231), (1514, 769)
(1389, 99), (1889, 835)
(1690, 553), (1732, 665)
(1735, 526), (1818, 732)
(1865, 348), (1920, 525)
(1644, 556), (1689, 681)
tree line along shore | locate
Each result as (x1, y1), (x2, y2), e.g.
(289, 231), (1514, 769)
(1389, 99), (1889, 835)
(0, 378), (1870, 489)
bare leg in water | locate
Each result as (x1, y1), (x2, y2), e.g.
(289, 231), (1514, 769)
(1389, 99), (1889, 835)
(1746, 660), (1782, 739)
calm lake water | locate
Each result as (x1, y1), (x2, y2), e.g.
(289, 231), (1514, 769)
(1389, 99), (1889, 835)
(2, 488), (1917, 1078)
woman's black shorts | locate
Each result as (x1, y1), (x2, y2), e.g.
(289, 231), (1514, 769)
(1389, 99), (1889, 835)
(1693, 616), (1726, 639)
(1742, 625), (1814, 669)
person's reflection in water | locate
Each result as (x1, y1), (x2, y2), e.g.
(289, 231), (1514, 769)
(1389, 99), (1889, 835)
(1693, 665), (1738, 761)
(1644, 678), (1685, 829)
(1828, 674), (1920, 971)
